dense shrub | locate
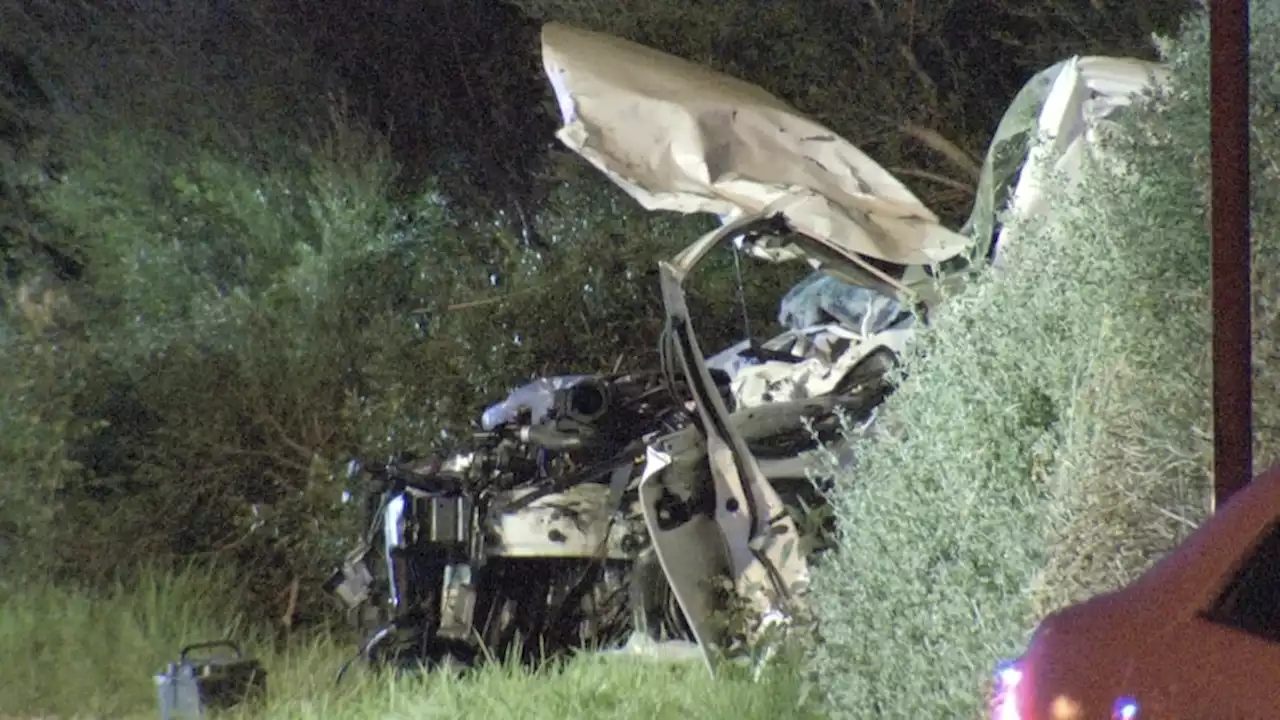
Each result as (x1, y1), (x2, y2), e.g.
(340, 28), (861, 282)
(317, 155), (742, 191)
(0, 0), (779, 621)
(806, 3), (1280, 717)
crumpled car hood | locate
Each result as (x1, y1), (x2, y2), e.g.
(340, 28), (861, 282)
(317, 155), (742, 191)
(539, 22), (973, 268)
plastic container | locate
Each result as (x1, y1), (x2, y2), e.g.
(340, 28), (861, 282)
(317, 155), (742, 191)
(154, 640), (266, 719)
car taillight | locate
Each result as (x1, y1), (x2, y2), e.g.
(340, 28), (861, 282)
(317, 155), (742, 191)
(990, 660), (1025, 720)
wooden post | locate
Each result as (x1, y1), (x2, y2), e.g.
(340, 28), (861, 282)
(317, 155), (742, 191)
(1210, 0), (1253, 508)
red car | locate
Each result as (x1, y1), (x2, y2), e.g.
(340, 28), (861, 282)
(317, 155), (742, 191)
(991, 463), (1280, 719)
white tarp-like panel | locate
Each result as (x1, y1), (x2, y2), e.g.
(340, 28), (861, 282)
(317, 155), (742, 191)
(975, 55), (1168, 266)
(539, 22), (973, 267)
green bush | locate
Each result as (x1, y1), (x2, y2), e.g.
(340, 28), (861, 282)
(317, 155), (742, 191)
(806, 3), (1280, 717)
(0, 0), (790, 622)
(3, 102), (452, 606)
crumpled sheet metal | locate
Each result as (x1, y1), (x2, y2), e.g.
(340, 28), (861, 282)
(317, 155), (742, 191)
(980, 55), (1169, 265)
(539, 22), (972, 268)
(480, 374), (590, 431)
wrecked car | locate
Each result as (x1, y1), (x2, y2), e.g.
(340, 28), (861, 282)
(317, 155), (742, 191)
(325, 22), (1167, 677)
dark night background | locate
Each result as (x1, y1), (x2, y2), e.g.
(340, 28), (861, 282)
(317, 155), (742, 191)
(0, 0), (1190, 627)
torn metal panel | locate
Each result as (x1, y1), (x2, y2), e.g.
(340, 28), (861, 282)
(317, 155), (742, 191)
(650, 215), (819, 670)
(481, 374), (592, 431)
(965, 56), (1170, 265)
(540, 22), (973, 268)
(484, 483), (639, 559)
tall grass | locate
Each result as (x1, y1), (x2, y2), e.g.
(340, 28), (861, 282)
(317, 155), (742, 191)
(0, 568), (820, 719)
(0, 566), (255, 716)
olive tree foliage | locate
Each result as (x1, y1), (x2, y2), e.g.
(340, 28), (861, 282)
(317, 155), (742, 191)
(511, 0), (1190, 223)
(805, 3), (1280, 717)
(0, 0), (778, 622)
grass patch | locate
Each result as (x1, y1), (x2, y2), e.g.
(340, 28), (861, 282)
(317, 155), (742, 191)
(0, 568), (820, 719)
